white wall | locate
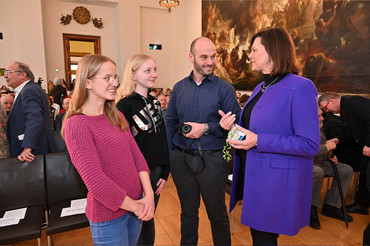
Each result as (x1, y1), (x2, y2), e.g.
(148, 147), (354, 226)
(0, 0), (47, 89)
(119, 0), (201, 89)
(0, 0), (202, 90)
(42, 0), (120, 85)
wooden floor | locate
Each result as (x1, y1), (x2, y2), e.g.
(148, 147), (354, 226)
(14, 175), (369, 246)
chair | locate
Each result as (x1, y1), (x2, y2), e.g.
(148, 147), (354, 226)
(351, 171), (360, 200)
(0, 155), (46, 246)
(44, 152), (89, 245)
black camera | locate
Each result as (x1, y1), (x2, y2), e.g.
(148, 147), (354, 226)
(177, 123), (192, 135)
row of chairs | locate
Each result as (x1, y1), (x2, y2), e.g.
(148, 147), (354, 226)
(0, 152), (89, 246)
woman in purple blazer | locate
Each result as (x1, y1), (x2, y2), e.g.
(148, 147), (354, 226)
(219, 27), (320, 245)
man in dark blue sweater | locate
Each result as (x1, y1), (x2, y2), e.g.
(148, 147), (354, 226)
(166, 37), (240, 245)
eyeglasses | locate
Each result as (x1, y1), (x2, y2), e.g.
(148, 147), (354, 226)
(321, 100), (330, 112)
(4, 70), (23, 75)
(90, 75), (120, 85)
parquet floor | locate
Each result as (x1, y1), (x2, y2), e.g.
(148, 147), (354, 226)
(13, 175), (369, 246)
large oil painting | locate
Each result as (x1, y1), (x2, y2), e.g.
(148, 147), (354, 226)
(202, 0), (370, 94)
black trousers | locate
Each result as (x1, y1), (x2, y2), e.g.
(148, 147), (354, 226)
(355, 157), (370, 207)
(137, 167), (161, 246)
(170, 149), (231, 245)
(250, 228), (279, 246)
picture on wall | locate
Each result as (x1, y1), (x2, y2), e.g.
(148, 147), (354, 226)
(202, 0), (370, 94)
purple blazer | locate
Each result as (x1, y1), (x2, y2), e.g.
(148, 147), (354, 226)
(229, 73), (320, 236)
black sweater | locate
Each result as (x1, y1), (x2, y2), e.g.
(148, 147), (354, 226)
(117, 92), (170, 180)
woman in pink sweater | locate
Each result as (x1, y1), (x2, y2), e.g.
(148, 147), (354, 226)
(62, 54), (154, 246)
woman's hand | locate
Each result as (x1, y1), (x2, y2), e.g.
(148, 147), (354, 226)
(227, 124), (258, 150)
(155, 178), (166, 195)
(132, 203), (144, 218)
(218, 110), (236, 131)
(136, 192), (155, 221)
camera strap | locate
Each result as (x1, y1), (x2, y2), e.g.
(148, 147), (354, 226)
(182, 139), (206, 176)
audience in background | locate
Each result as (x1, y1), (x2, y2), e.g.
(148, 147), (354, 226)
(5, 61), (56, 161)
(62, 54), (153, 245)
(48, 95), (60, 119)
(48, 96), (56, 130)
(58, 96), (71, 115)
(157, 93), (167, 118)
(115, 54), (170, 246)
(323, 111), (363, 173)
(0, 105), (9, 159)
(310, 108), (353, 230)
(49, 77), (67, 109)
(1, 93), (14, 115)
(53, 96), (71, 152)
(238, 93), (250, 108)
(319, 92), (370, 215)
(236, 91), (241, 102)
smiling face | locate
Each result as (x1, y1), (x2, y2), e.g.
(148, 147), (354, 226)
(132, 58), (157, 93)
(86, 61), (118, 103)
(248, 37), (273, 74)
(189, 38), (216, 81)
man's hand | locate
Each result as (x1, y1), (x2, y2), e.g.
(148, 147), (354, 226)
(363, 145), (370, 157)
(18, 148), (35, 162)
(328, 154), (338, 164)
(325, 139), (338, 151)
(183, 122), (205, 139)
(218, 110), (236, 131)
(155, 178), (166, 195)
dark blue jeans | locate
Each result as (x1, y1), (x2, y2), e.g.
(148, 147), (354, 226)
(170, 149), (231, 245)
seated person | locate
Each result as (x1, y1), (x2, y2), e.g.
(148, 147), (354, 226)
(53, 97), (71, 152)
(310, 108), (353, 229)
(0, 93), (14, 115)
(323, 111), (363, 172)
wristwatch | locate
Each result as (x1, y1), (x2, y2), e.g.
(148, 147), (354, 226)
(203, 123), (209, 135)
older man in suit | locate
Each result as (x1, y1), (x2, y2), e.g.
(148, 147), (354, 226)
(4, 61), (56, 161)
(319, 92), (370, 215)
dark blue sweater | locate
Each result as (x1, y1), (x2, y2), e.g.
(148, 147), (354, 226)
(166, 72), (241, 152)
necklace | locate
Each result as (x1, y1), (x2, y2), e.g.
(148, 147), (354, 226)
(261, 76), (280, 92)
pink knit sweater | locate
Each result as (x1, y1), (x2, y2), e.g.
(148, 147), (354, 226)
(64, 113), (149, 223)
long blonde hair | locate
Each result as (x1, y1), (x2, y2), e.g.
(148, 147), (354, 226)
(61, 54), (127, 138)
(115, 54), (155, 102)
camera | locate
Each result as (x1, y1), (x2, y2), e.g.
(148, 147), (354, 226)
(177, 123), (192, 135)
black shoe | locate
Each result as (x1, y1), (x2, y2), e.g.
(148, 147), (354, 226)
(322, 204), (353, 222)
(345, 203), (369, 215)
(309, 205), (320, 229)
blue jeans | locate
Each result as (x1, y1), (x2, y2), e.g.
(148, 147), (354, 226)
(89, 212), (142, 246)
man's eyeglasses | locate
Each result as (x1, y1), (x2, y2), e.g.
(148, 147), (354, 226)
(90, 75), (120, 85)
(321, 100), (330, 112)
(4, 70), (23, 75)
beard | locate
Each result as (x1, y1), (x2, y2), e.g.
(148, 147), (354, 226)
(194, 59), (214, 77)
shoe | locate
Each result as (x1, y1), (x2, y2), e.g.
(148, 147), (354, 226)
(345, 203), (369, 215)
(309, 205), (320, 229)
(322, 204), (353, 222)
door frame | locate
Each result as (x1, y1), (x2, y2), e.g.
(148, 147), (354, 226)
(63, 33), (101, 89)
